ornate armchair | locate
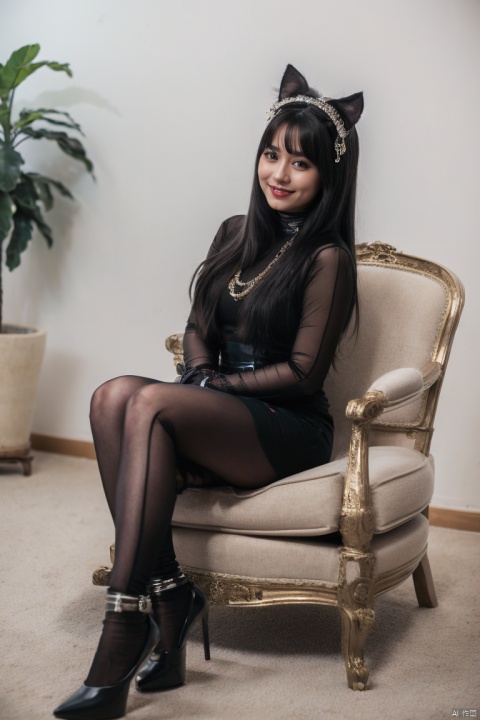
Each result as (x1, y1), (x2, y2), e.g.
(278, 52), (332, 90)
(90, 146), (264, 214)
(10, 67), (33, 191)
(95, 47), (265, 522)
(93, 242), (464, 690)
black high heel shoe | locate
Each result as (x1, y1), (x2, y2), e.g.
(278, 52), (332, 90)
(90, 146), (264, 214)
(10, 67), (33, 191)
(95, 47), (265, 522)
(136, 580), (210, 692)
(53, 592), (158, 720)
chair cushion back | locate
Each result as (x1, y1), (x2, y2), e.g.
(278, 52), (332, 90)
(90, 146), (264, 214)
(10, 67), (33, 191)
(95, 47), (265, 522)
(325, 247), (456, 459)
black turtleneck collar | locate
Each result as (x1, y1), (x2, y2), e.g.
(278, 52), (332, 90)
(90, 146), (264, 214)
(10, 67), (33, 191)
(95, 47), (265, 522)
(279, 211), (307, 235)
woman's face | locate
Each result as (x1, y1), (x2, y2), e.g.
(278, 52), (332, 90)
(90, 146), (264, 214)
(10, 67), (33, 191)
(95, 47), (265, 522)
(257, 125), (321, 213)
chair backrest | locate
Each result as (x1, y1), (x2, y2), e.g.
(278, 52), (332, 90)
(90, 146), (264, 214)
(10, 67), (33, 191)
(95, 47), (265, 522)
(324, 242), (464, 460)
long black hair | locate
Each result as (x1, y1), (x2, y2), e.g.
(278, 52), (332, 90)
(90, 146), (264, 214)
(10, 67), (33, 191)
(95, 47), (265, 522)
(190, 101), (360, 356)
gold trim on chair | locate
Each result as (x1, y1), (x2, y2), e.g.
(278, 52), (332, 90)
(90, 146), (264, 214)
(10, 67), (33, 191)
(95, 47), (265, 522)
(182, 568), (338, 607)
(165, 333), (186, 374)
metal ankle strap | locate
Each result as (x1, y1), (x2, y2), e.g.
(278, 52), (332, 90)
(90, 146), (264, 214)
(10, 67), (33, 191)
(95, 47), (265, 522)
(148, 571), (188, 596)
(106, 591), (151, 614)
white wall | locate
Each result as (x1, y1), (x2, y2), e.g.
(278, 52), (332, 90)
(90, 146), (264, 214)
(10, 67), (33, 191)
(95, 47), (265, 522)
(1, 0), (479, 511)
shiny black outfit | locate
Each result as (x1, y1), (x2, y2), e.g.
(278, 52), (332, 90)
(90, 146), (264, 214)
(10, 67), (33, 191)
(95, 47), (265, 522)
(183, 213), (353, 478)
(82, 213), (354, 689)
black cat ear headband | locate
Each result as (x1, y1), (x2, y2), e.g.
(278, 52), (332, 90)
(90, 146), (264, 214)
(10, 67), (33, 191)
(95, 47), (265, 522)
(267, 64), (364, 163)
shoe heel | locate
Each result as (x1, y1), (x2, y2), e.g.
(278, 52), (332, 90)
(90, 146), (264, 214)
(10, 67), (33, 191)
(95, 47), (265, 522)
(136, 581), (211, 693)
(201, 613), (210, 661)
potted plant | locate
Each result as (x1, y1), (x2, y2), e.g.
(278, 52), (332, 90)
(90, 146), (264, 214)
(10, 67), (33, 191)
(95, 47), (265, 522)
(0, 44), (94, 474)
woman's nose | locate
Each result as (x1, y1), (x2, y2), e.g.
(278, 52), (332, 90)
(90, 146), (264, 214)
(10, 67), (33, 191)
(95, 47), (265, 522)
(273, 161), (290, 184)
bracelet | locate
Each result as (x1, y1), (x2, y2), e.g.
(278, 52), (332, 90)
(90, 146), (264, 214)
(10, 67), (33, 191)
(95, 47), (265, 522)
(178, 367), (200, 384)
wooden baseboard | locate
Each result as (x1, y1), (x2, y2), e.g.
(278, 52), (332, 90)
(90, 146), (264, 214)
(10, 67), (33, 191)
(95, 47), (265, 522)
(30, 434), (479, 532)
(31, 433), (96, 460)
(428, 507), (480, 533)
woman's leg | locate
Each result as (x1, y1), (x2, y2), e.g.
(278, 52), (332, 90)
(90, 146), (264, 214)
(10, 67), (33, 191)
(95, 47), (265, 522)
(90, 375), (158, 521)
(85, 382), (276, 687)
(90, 375), (185, 581)
(109, 383), (276, 594)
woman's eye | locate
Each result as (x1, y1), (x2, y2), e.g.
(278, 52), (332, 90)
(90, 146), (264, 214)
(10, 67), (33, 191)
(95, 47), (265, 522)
(294, 160), (309, 169)
(264, 151), (277, 160)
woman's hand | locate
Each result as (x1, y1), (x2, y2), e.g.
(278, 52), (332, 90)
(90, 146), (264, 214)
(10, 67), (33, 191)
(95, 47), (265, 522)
(179, 365), (216, 386)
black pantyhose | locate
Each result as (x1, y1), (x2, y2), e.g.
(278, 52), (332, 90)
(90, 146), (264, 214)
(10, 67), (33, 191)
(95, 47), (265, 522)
(85, 377), (277, 687)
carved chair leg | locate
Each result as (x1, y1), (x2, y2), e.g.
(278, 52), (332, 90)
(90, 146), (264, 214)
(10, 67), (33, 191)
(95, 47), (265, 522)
(412, 552), (438, 608)
(92, 544), (114, 586)
(92, 565), (111, 586)
(338, 548), (376, 690)
(339, 602), (375, 690)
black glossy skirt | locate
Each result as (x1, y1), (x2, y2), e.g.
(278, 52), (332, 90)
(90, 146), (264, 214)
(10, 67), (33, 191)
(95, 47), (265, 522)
(175, 390), (333, 493)
(218, 356), (334, 479)
(235, 394), (333, 480)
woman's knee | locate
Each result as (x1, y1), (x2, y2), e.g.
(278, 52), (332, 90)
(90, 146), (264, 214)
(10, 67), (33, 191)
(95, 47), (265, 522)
(90, 376), (144, 419)
(125, 382), (180, 424)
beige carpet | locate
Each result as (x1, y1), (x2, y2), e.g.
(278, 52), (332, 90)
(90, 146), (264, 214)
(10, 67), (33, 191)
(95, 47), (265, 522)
(0, 451), (479, 720)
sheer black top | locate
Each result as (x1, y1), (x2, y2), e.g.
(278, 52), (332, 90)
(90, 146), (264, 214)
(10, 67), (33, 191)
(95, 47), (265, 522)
(183, 215), (354, 413)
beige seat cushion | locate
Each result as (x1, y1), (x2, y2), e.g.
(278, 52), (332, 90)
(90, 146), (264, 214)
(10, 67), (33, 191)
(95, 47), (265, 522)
(173, 513), (429, 584)
(172, 446), (434, 537)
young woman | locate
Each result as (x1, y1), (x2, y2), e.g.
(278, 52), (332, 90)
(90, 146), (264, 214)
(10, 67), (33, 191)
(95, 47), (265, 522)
(54, 64), (363, 720)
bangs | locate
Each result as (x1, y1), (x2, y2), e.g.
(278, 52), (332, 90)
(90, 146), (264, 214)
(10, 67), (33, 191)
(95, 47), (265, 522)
(262, 108), (332, 168)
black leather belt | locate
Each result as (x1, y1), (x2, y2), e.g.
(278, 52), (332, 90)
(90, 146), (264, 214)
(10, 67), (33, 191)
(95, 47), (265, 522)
(219, 339), (265, 373)
(220, 359), (264, 373)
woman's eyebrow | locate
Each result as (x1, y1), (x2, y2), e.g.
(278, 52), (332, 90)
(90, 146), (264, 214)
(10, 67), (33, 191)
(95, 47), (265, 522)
(266, 143), (306, 157)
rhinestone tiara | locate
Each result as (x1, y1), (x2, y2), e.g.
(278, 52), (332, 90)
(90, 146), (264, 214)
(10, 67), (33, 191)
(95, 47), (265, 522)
(266, 95), (349, 163)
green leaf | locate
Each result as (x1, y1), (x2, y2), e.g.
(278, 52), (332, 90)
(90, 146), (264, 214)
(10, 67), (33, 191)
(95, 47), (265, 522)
(30, 115), (83, 133)
(34, 179), (53, 210)
(0, 141), (24, 192)
(30, 206), (53, 247)
(0, 44), (40, 96)
(0, 103), (10, 139)
(0, 191), (13, 243)
(9, 175), (54, 247)
(13, 110), (46, 129)
(19, 127), (94, 174)
(26, 173), (53, 210)
(0, 45), (71, 98)
(12, 175), (38, 211)
(5, 211), (33, 270)
(0, 84), (11, 102)
(6, 44), (41, 68)
(11, 60), (72, 88)
(26, 172), (74, 202)
(15, 108), (83, 134)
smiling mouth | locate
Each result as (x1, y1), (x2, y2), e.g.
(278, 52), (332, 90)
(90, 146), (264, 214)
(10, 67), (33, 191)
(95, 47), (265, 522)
(269, 185), (294, 197)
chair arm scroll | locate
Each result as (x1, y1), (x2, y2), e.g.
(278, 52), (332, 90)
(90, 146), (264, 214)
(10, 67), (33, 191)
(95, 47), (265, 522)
(366, 362), (442, 413)
(165, 333), (185, 374)
(346, 391), (388, 423)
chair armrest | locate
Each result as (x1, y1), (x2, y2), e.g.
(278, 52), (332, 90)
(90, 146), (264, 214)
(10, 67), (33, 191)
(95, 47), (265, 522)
(339, 361), (441, 552)
(366, 362), (442, 413)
